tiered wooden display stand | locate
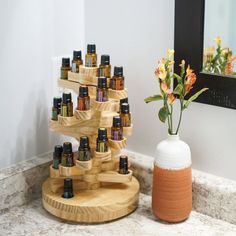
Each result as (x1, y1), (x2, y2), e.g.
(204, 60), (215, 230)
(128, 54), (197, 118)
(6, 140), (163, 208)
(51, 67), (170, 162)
(42, 65), (140, 223)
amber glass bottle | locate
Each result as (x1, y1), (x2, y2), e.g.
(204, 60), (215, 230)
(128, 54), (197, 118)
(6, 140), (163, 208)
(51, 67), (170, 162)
(52, 97), (62, 120)
(119, 97), (128, 113)
(53, 145), (63, 169)
(78, 136), (91, 161)
(119, 155), (129, 174)
(120, 103), (131, 127)
(96, 77), (108, 102)
(85, 44), (97, 67)
(77, 86), (90, 111)
(98, 55), (111, 77)
(72, 50), (83, 73)
(110, 66), (124, 90)
(61, 58), (71, 80)
(111, 116), (123, 140)
(96, 128), (108, 152)
(61, 92), (73, 117)
(61, 142), (74, 167)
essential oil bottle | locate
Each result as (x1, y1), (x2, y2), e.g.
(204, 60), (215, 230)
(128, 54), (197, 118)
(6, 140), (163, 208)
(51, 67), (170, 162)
(77, 86), (90, 111)
(111, 116), (123, 141)
(61, 58), (71, 80)
(53, 145), (63, 169)
(61, 92), (73, 117)
(119, 155), (129, 174)
(61, 142), (74, 167)
(96, 128), (108, 152)
(52, 97), (62, 120)
(98, 55), (111, 78)
(62, 178), (73, 198)
(110, 66), (124, 90)
(120, 103), (131, 127)
(96, 77), (108, 102)
(85, 44), (97, 67)
(72, 50), (83, 73)
(78, 136), (91, 161)
(119, 97), (128, 112)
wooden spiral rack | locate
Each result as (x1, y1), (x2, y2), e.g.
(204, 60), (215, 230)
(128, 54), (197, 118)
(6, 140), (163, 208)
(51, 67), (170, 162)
(42, 65), (140, 223)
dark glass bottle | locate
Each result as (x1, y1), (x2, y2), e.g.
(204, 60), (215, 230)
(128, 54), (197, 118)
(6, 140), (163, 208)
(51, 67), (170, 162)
(111, 116), (123, 140)
(53, 145), (63, 169)
(119, 97), (128, 113)
(52, 97), (62, 120)
(119, 155), (129, 174)
(85, 44), (97, 67)
(98, 55), (111, 78)
(61, 58), (71, 80)
(77, 86), (90, 111)
(62, 178), (73, 198)
(96, 128), (108, 152)
(61, 142), (74, 167)
(78, 136), (91, 161)
(61, 92), (73, 117)
(120, 103), (131, 127)
(96, 77), (108, 102)
(110, 66), (124, 90)
(72, 50), (83, 73)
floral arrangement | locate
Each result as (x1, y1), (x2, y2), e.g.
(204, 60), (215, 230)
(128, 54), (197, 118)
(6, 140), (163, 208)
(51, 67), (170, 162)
(203, 37), (236, 76)
(144, 49), (208, 135)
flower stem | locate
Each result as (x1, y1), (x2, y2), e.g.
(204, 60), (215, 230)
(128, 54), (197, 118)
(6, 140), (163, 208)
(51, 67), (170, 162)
(175, 99), (183, 134)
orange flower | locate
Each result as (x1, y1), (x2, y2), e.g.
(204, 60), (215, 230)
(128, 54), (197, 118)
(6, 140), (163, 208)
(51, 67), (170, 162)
(160, 82), (169, 94)
(185, 65), (197, 95)
(167, 93), (176, 104)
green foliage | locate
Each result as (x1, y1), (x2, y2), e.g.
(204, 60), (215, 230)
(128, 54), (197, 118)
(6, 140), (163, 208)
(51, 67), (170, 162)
(144, 95), (163, 103)
(158, 106), (168, 123)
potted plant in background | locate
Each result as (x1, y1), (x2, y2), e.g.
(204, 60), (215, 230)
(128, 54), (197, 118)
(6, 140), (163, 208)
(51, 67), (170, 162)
(144, 49), (208, 223)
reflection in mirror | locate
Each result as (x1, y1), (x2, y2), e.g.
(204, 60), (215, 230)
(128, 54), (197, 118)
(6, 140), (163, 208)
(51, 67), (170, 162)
(203, 0), (236, 77)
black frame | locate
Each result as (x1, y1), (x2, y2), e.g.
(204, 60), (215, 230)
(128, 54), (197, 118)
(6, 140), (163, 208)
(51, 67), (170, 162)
(174, 0), (236, 109)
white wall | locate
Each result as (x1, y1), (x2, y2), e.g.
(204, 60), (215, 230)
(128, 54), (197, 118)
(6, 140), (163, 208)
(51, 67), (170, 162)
(0, 0), (84, 168)
(84, 0), (236, 181)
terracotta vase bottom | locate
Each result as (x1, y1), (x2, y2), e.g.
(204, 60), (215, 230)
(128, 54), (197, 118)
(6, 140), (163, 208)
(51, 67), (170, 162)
(152, 165), (192, 223)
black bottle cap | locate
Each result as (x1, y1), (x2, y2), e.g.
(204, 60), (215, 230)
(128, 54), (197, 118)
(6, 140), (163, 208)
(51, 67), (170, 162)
(87, 44), (96, 53)
(62, 58), (70, 67)
(73, 50), (82, 60)
(62, 92), (72, 103)
(79, 86), (89, 97)
(121, 103), (130, 114)
(98, 128), (107, 140)
(97, 77), (107, 88)
(114, 66), (123, 76)
(120, 97), (128, 106)
(113, 116), (121, 127)
(63, 178), (73, 198)
(53, 97), (62, 108)
(101, 55), (110, 65)
(54, 145), (63, 157)
(79, 136), (90, 148)
(63, 142), (72, 154)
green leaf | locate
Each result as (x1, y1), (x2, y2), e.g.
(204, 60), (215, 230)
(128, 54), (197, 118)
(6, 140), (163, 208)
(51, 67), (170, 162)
(173, 84), (183, 95)
(144, 95), (163, 103)
(158, 106), (168, 123)
(183, 88), (209, 109)
(173, 73), (183, 83)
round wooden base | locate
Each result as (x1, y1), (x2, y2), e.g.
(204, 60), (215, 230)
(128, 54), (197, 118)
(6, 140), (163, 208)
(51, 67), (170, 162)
(42, 177), (140, 223)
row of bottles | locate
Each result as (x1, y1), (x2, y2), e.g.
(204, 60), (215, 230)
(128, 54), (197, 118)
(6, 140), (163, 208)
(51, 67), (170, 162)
(51, 91), (131, 128)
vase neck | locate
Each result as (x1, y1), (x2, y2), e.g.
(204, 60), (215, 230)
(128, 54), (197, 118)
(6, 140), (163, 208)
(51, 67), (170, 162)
(167, 133), (180, 141)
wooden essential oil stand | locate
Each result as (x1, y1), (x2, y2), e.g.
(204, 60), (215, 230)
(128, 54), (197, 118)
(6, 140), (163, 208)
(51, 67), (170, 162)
(42, 65), (140, 223)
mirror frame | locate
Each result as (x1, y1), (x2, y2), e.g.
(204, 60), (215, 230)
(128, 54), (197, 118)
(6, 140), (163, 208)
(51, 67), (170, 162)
(174, 0), (236, 109)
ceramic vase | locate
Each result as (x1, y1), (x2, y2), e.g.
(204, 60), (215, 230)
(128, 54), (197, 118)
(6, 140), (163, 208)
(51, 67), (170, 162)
(152, 134), (192, 222)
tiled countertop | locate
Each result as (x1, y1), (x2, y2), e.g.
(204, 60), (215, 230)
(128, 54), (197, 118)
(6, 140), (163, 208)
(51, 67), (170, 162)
(1, 193), (236, 236)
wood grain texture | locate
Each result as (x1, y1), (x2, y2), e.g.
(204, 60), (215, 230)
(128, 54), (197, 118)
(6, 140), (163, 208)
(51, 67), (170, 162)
(97, 170), (133, 183)
(109, 138), (127, 150)
(74, 109), (92, 120)
(108, 88), (128, 100)
(42, 177), (139, 223)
